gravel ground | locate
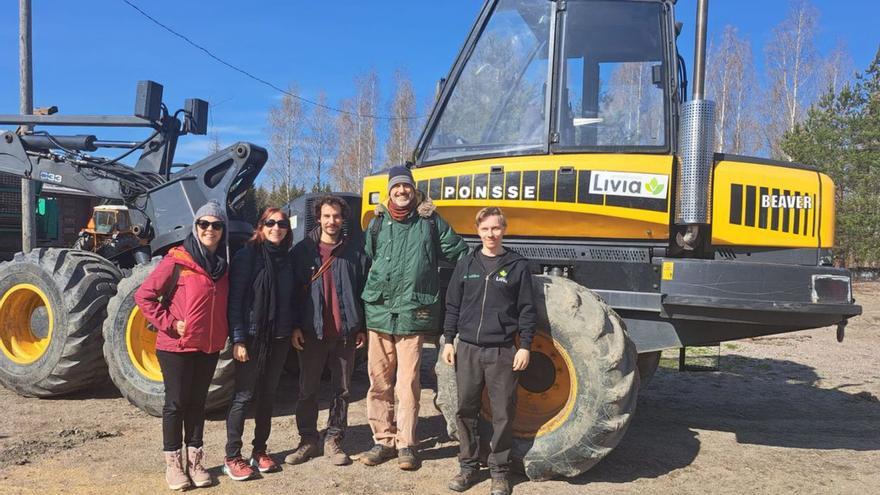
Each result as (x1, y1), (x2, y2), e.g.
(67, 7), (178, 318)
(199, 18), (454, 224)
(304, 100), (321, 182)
(0, 284), (877, 495)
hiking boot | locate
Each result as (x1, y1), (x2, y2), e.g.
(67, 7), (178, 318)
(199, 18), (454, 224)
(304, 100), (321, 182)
(324, 436), (351, 466)
(163, 450), (191, 491)
(186, 446), (212, 487)
(448, 469), (478, 492)
(284, 439), (319, 465)
(223, 456), (255, 481)
(490, 477), (510, 495)
(359, 444), (396, 466)
(397, 447), (419, 471)
(250, 450), (279, 473)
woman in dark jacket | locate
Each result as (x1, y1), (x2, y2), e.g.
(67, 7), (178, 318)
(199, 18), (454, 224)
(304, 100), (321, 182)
(222, 207), (295, 481)
(135, 200), (230, 491)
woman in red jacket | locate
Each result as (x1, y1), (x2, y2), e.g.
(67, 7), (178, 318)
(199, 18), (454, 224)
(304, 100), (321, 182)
(135, 200), (230, 491)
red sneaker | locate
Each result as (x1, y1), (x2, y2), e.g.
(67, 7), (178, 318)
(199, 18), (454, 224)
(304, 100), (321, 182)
(223, 456), (255, 481)
(250, 451), (279, 473)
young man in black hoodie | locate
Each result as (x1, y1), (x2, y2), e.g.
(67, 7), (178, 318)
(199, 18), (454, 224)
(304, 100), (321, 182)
(441, 207), (536, 495)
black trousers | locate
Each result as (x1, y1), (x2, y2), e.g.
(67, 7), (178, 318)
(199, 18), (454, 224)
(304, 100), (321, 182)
(156, 350), (220, 452)
(225, 338), (290, 458)
(455, 340), (519, 477)
(295, 332), (358, 441)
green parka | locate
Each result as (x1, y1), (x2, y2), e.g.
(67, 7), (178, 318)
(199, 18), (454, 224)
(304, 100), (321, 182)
(362, 194), (468, 335)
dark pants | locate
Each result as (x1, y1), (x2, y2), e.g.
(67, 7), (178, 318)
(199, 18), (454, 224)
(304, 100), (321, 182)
(225, 338), (290, 458)
(156, 350), (220, 452)
(296, 332), (358, 441)
(455, 340), (519, 477)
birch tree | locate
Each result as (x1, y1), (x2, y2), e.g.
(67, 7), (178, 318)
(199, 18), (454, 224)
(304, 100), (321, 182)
(763, 0), (820, 159)
(267, 84), (305, 203)
(332, 71), (380, 192)
(384, 70), (418, 165)
(820, 41), (854, 95)
(707, 25), (758, 154)
(303, 91), (336, 191)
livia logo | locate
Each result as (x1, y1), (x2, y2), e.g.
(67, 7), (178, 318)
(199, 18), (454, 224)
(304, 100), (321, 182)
(494, 269), (509, 284)
(589, 171), (669, 199)
(645, 177), (665, 196)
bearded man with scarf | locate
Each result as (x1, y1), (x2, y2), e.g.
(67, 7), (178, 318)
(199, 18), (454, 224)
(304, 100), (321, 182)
(135, 200), (231, 490)
(360, 166), (468, 470)
(222, 207), (295, 481)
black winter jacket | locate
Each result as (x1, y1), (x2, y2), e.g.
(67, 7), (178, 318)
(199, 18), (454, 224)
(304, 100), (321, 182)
(227, 243), (296, 344)
(291, 228), (371, 339)
(443, 248), (536, 349)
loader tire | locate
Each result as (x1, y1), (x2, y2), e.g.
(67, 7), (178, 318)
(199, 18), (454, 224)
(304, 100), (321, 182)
(434, 275), (639, 481)
(103, 258), (234, 417)
(0, 248), (120, 396)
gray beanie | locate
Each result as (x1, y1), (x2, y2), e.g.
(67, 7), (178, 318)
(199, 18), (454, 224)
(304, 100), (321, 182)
(387, 165), (415, 193)
(192, 200), (227, 237)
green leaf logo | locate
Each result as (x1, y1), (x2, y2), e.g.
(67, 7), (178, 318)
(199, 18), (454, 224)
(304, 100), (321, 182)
(645, 178), (665, 196)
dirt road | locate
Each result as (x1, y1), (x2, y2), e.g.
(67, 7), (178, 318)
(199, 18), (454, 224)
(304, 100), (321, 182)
(1, 285), (878, 495)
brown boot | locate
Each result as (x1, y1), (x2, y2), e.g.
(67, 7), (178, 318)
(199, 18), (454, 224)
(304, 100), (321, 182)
(163, 450), (191, 491)
(186, 446), (212, 487)
(324, 435), (351, 466)
(284, 439), (320, 465)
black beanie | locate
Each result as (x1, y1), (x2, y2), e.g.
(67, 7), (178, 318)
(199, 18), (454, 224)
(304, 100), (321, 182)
(387, 165), (415, 193)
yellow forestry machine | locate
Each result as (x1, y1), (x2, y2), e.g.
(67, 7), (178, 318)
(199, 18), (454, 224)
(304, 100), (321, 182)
(360, 0), (862, 480)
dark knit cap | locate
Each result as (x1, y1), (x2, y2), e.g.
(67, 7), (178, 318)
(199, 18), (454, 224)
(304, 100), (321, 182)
(387, 165), (415, 193)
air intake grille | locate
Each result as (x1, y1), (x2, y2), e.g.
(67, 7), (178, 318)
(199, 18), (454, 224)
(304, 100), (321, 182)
(506, 243), (650, 263)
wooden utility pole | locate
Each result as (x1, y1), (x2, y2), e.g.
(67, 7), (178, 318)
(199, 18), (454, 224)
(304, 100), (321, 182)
(20, 0), (35, 253)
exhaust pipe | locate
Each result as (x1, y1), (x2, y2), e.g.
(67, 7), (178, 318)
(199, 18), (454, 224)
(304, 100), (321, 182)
(676, 0), (715, 234)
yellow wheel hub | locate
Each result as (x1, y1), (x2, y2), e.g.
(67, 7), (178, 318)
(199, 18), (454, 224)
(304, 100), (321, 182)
(481, 332), (576, 439)
(0, 284), (54, 364)
(125, 306), (163, 381)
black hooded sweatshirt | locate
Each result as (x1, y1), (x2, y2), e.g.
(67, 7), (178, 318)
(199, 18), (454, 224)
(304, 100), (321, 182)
(443, 248), (536, 349)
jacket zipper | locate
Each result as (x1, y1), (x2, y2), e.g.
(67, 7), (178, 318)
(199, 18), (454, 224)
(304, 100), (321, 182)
(474, 256), (516, 345)
(475, 274), (491, 344)
(209, 280), (215, 351)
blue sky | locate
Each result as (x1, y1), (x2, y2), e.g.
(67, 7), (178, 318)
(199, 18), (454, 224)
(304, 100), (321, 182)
(1, 1), (877, 171)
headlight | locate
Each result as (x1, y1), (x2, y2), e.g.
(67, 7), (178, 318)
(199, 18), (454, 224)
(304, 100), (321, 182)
(369, 192), (380, 205)
(811, 275), (851, 304)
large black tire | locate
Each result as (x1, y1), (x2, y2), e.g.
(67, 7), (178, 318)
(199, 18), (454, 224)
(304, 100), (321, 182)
(102, 258), (234, 417)
(0, 248), (120, 396)
(434, 275), (640, 481)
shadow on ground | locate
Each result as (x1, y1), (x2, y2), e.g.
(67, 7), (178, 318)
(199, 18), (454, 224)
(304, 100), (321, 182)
(564, 354), (880, 484)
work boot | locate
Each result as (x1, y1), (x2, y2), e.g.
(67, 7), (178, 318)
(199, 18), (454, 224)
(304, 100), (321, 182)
(163, 450), (191, 491)
(359, 444), (396, 466)
(324, 435), (351, 466)
(186, 446), (212, 487)
(250, 450), (279, 473)
(397, 447), (419, 471)
(284, 439), (319, 465)
(490, 477), (510, 495)
(448, 469), (478, 492)
(223, 456), (255, 481)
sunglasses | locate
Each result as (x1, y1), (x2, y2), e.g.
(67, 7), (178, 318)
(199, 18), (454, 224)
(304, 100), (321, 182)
(263, 219), (290, 229)
(195, 220), (225, 231)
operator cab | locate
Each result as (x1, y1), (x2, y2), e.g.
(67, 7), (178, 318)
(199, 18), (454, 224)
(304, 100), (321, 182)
(418, 0), (676, 166)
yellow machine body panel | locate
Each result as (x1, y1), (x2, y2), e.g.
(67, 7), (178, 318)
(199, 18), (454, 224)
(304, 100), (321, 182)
(361, 154), (673, 240)
(711, 159), (836, 248)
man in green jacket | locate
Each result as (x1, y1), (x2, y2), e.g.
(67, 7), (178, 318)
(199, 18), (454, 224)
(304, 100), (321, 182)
(360, 165), (468, 470)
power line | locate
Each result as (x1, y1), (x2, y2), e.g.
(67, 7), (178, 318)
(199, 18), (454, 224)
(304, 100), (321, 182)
(121, 0), (419, 121)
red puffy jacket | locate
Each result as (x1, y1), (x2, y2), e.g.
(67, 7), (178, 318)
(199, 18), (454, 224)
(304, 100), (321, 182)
(134, 246), (229, 354)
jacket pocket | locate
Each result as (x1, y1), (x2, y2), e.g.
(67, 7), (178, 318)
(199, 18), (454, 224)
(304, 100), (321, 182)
(362, 288), (384, 304)
(412, 291), (438, 306)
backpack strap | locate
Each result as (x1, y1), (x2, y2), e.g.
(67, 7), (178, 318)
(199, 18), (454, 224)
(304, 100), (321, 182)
(370, 211), (384, 256)
(160, 264), (181, 305)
